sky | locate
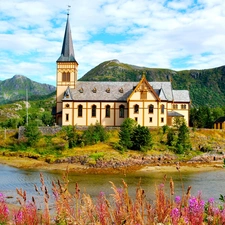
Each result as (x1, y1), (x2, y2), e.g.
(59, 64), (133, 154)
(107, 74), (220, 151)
(0, 0), (225, 86)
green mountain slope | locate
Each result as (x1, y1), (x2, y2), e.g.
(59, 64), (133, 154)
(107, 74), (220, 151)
(0, 75), (56, 105)
(79, 59), (225, 107)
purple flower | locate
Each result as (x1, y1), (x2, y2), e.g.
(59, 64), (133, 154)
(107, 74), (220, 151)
(171, 207), (180, 218)
(208, 198), (214, 204)
(175, 196), (181, 204)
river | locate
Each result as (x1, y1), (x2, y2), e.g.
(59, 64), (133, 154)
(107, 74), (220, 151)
(0, 164), (225, 209)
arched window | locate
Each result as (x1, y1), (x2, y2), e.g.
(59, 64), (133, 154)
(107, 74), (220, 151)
(149, 104), (154, 113)
(119, 105), (125, 118)
(134, 104), (139, 113)
(106, 105), (110, 117)
(62, 72), (70, 82)
(173, 104), (178, 109)
(161, 104), (165, 114)
(181, 104), (186, 109)
(92, 105), (96, 117)
(78, 105), (83, 117)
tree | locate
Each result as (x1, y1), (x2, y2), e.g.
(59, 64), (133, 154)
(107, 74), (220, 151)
(24, 122), (41, 146)
(62, 125), (80, 148)
(131, 125), (152, 151)
(119, 118), (137, 149)
(176, 122), (191, 153)
(167, 128), (177, 147)
(119, 118), (152, 151)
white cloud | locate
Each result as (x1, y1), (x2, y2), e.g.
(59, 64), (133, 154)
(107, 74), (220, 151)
(0, 0), (225, 85)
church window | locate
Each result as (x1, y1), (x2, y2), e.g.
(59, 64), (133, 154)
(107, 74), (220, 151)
(65, 104), (70, 108)
(161, 104), (165, 114)
(181, 104), (186, 109)
(149, 104), (154, 113)
(134, 104), (139, 114)
(173, 104), (178, 109)
(149, 117), (152, 123)
(161, 117), (164, 123)
(62, 72), (70, 82)
(92, 105), (96, 117)
(78, 105), (83, 117)
(66, 113), (69, 121)
(106, 105), (110, 117)
(119, 105), (125, 118)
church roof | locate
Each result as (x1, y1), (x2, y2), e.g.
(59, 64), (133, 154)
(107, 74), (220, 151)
(57, 14), (77, 62)
(168, 111), (184, 117)
(173, 90), (190, 102)
(62, 81), (190, 102)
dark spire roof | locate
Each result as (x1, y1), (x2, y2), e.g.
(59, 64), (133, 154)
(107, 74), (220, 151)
(57, 14), (77, 62)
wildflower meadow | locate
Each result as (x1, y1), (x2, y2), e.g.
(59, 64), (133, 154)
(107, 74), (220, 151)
(0, 170), (225, 224)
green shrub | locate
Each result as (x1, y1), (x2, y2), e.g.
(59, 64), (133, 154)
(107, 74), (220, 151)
(82, 123), (108, 145)
(51, 137), (68, 150)
(61, 125), (81, 148)
(119, 119), (152, 151)
(89, 152), (104, 161)
(113, 142), (125, 153)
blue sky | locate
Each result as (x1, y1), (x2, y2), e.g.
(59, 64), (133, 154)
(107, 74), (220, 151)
(0, 0), (225, 86)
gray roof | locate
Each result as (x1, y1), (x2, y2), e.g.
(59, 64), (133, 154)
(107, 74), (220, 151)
(168, 111), (184, 117)
(173, 90), (190, 102)
(62, 81), (190, 102)
(151, 82), (173, 101)
(57, 14), (77, 62)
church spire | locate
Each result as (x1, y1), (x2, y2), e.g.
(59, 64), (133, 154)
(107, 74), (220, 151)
(57, 13), (77, 62)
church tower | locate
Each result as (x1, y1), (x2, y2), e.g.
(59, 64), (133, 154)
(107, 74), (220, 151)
(56, 13), (78, 125)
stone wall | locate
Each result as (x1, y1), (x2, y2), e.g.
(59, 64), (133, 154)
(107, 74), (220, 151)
(18, 126), (62, 139)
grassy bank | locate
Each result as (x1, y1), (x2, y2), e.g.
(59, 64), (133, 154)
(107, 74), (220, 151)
(0, 128), (225, 173)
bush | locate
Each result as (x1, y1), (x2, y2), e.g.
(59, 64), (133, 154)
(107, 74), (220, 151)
(119, 119), (152, 151)
(113, 142), (125, 153)
(51, 137), (68, 150)
(61, 125), (81, 148)
(89, 152), (104, 161)
(82, 123), (108, 145)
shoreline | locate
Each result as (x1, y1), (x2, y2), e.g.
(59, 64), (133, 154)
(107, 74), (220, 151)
(0, 155), (224, 174)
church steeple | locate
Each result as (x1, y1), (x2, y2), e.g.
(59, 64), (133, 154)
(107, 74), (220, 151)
(57, 13), (77, 63)
(56, 12), (79, 125)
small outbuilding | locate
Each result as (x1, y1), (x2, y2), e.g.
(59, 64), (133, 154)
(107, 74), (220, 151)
(214, 116), (225, 129)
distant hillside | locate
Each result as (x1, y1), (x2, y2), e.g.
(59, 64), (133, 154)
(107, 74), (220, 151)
(0, 75), (56, 104)
(80, 59), (225, 107)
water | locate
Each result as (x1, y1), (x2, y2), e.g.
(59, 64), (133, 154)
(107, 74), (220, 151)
(0, 163), (225, 209)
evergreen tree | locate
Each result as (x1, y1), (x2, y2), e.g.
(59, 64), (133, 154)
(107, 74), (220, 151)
(119, 118), (136, 149)
(176, 122), (191, 153)
(131, 125), (152, 151)
(24, 122), (41, 146)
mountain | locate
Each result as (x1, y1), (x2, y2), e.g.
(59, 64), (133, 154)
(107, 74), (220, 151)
(0, 75), (56, 104)
(79, 59), (225, 107)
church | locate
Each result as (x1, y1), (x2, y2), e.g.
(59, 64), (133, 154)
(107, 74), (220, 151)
(55, 14), (190, 127)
